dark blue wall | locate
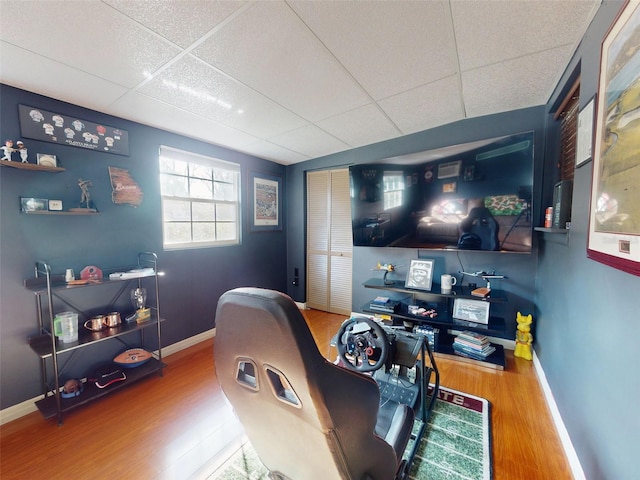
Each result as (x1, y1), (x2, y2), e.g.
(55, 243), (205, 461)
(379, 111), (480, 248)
(0, 85), (287, 409)
(537, 2), (640, 479)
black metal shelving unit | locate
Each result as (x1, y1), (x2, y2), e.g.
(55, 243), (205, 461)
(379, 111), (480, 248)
(25, 252), (164, 424)
(363, 277), (508, 370)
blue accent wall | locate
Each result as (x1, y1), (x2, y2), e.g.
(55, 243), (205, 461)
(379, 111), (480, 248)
(536, 2), (640, 479)
(0, 85), (287, 409)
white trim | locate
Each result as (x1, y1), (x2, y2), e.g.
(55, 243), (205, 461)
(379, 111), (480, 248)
(157, 328), (216, 357)
(295, 301), (307, 310)
(533, 350), (585, 480)
(0, 397), (39, 425)
(0, 328), (218, 426)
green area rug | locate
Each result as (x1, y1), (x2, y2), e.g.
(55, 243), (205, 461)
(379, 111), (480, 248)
(209, 386), (491, 480)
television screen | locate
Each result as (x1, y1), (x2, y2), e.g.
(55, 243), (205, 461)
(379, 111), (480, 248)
(350, 131), (534, 253)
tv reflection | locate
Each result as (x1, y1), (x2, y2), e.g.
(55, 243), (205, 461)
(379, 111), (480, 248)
(350, 131), (534, 253)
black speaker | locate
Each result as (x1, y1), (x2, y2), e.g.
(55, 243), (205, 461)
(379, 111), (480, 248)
(552, 180), (573, 228)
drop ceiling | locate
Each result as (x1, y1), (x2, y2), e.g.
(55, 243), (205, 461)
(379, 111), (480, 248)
(0, 0), (600, 165)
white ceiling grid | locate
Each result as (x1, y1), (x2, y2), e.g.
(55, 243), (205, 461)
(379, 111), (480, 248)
(0, 0), (600, 165)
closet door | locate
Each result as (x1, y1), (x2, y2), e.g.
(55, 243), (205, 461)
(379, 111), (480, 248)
(306, 169), (352, 315)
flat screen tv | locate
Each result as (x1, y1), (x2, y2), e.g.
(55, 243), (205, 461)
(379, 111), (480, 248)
(350, 131), (534, 253)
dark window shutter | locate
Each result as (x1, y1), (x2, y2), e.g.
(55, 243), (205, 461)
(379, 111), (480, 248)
(555, 83), (580, 182)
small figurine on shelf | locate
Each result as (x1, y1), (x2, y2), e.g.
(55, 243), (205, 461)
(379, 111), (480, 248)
(514, 311), (533, 360)
(69, 178), (98, 212)
(1, 140), (14, 161)
(16, 141), (28, 163)
(374, 262), (401, 285)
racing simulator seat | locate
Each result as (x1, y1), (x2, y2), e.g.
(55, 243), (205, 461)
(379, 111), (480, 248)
(215, 288), (439, 480)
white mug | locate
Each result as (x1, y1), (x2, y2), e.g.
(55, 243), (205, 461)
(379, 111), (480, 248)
(65, 269), (75, 283)
(441, 274), (457, 293)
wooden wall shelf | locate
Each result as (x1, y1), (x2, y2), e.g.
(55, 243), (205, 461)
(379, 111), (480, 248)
(23, 210), (99, 216)
(0, 159), (65, 172)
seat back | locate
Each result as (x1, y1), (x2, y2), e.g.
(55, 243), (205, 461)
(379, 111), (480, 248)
(459, 207), (500, 250)
(214, 287), (399, 480)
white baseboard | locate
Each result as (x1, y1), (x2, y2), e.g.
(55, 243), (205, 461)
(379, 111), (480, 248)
(533, 350), (585, 480)
(158, 328), (216, 357)
(0, 328), (218, 426)
(295, 301), (307, 310)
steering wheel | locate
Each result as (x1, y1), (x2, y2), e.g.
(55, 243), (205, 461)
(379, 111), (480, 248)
(336, 317), (389, 372)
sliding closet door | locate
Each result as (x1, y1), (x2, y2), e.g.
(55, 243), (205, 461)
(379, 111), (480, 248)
(306, 169), (352, 315)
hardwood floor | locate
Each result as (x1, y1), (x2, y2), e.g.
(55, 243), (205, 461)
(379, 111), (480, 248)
(1, 309), (572, 480)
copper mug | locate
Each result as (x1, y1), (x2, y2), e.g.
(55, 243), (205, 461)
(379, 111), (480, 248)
(104, 312), (121, 328)
(84, 315), (106, 332)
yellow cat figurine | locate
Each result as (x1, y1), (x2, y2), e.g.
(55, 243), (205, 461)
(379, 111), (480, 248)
(514, 312), (533, 360)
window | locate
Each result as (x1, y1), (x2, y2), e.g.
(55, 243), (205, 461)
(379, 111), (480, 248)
(383, 171), (404, 210)
(555, 79), (580, 182)
(159, 146), (240, 249)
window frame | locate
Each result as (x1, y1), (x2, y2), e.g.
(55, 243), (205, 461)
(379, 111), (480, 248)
(382, 170), (405, 211)
(159, 145), (241, 250)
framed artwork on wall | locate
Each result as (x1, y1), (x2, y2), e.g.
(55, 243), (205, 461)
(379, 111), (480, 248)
(576, 96), (595, 167)
(587, 1), (640, 276)
(250, 171), (282, 232)
(405, 259), (434, 291)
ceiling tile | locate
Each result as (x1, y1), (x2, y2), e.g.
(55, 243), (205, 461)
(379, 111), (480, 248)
(378, 76), (464, 135)
(0, 42), (128, 112)
(289, 0), (458, 100)
(137, 55), (307, 138)
(240, 140), (310, 165)
(452, 0), (599, 71)
(269, 124), (350, 159)
(192, 1), (370, 122)
(462, 46), (575, 118)
(103, 0), (248, 48)
(0, 1), (180, 89)
(315, 104), (402, 148)
(108, 91), (260, 150)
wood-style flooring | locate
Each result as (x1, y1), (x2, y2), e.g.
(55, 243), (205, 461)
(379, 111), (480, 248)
(0, 309), (573, 480)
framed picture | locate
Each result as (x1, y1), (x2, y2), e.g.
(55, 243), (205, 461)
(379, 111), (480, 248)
(405, 259), (434, 291)
(587, 1), (640, 276)
(250, 171), (282, 231)
(19, 105), (129, 156)
(36, 153), (57, 167)
(463, 165), (475, 181)
(20, 197), (48, 212)
(576, 96), (595, 167)
(442, 181), (457, 193)
(453, 298), (490, 324)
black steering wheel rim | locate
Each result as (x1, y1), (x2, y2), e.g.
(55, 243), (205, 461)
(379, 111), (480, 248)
(336, 317), (389, 373)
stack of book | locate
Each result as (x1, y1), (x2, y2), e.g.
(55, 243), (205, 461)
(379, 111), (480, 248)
(453, 331), (496, 360)
(369, 296), (399, 313)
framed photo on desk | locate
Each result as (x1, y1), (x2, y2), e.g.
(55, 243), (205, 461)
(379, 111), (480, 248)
(405, 259), (434, 291)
